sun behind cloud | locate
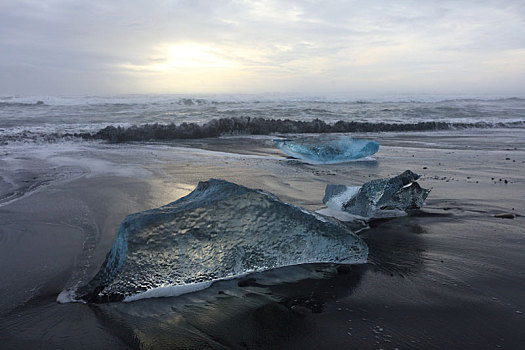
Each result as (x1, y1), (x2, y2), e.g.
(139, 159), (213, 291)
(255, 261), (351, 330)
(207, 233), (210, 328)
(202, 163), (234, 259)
(123, 42), (237, 72)
(118, 42), (247, 92)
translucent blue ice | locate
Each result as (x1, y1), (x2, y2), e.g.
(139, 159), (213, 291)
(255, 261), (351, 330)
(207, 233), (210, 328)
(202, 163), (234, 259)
(273, 137), (379, 164)
(77, 179), (368, 302)
(323, 170), (430, 218)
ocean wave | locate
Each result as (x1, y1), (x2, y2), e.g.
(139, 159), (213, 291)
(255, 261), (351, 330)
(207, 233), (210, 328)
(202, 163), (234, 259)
(0, 101), (45, 107)
(92, 117), (525, 143)
(1, 117), (524, 144)
(437, 97), (525, 103)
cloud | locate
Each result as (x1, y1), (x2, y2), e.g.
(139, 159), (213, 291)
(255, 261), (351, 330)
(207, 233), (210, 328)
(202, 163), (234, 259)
(1, 0), (524, 94)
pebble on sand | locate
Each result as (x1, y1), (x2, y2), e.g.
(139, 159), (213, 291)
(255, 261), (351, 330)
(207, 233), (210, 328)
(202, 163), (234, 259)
(494, 213), (515, 219)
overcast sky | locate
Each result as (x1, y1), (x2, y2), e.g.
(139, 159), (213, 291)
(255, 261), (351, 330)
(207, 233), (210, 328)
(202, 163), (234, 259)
(1, 0), (524, 95)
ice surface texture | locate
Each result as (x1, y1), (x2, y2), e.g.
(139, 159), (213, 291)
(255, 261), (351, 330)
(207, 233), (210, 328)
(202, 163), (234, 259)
(77, 179), (368, 303)
(323, 170), (430, 218)
(273, 137), (379, 164)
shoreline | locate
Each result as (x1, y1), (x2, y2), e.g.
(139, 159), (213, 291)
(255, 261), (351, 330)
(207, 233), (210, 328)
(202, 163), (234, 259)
(0, 129), (524, 349)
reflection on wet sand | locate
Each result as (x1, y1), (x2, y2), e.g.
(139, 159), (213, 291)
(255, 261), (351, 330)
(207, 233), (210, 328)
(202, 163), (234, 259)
(363, 210), (454, 276)
(89, 214), (433, 349)
(91, 264), (364, 349)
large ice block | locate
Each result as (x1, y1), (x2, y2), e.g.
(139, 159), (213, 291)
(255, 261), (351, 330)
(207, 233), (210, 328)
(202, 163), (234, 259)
(273, 137), (379, 164)
(76, 179), (368, 303)
(323, 170), (430, 218)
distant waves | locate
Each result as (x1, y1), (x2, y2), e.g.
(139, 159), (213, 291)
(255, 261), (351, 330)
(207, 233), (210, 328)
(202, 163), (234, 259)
(1, 117), (524, 144)
(93, 117), (525, 143)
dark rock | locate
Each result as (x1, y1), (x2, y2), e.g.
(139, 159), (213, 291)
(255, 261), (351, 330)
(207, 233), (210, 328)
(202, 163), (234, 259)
(494, 213), (515, 219)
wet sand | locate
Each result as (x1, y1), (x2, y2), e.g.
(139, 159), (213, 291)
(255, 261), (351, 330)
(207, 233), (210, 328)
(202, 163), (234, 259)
(0, 129), (524, 349)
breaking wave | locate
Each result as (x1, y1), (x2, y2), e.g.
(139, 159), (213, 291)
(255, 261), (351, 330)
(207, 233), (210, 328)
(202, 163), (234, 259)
(92, 117), (525, 143)
(0, 101), (45, 107)
(1, 117), (525, 144)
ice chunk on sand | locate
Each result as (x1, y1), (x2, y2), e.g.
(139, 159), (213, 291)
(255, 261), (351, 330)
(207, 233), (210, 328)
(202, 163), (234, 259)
(323, 170), (430, 218)
(273, 137), (379, 164)
(75, 179), (368, 303)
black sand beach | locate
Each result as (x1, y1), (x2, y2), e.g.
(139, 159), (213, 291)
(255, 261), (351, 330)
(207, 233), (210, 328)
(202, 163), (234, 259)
(3, 0), (525, 347)
(1, 129), (524, 349)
